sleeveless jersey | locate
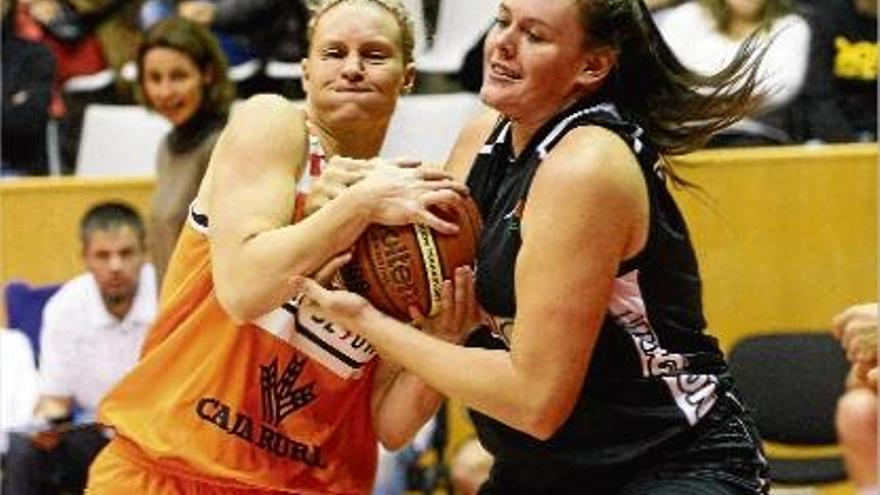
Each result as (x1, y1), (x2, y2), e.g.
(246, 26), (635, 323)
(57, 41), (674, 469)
(465, 98), (752, 484)
(98, 130), (380, 494)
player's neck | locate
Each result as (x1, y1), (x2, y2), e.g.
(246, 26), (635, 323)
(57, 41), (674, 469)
(307, 113), (388, 159)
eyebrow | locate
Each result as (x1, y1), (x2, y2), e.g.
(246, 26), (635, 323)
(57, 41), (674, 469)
(497, 3), (553, 30)
(317, 35), (397, 47)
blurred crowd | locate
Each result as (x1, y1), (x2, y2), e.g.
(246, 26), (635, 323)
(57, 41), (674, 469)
(2, 0), (877, 177)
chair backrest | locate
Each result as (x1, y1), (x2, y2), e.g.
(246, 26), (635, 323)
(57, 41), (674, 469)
(4, 281), (62, 365)
(76, 104), (171, 177)
(380, 92), (483, 164)
(416, 0), (495, 73)
(727, 331), (850, 484)
(729, 332), (849, 445)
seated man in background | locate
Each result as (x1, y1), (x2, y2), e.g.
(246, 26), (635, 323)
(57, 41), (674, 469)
(832, 302), (877, 495)
(2, 201), (157, 494)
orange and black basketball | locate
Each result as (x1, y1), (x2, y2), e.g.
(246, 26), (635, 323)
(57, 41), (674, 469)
(340, 197), (482, 321)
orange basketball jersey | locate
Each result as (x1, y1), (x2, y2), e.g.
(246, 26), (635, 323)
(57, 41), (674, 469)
(96, 133), (380, 494)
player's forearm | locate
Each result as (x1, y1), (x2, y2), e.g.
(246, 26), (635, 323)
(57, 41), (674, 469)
(374, 370), (444, 451)
(358, 310), (560, 440)
(214, 189), (375, 322)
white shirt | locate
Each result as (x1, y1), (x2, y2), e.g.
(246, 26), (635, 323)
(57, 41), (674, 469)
(656, 2), (811, 112)
(0, 329), (39, 453)
(38, 264), (157, 412)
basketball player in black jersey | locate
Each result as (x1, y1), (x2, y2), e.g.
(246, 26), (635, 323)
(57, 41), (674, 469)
(296, 0), (775, 493)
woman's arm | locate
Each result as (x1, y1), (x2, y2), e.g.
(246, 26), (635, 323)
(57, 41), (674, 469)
(206, 95), (466, 323)
(370, 266), (479, 449)
(370, 363), (444, 451)
(297, 127), (649, 439)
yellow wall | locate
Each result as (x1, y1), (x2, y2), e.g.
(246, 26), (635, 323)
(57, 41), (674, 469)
(672, 143), (877, 352)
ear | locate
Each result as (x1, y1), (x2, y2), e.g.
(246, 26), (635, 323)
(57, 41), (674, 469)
(575, 47), (617, 89)
(400, 61), (416, 95)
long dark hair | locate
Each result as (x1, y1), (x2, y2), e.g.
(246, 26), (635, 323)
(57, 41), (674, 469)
(135, 17), (235, 117)
(578, 0), (767, 157)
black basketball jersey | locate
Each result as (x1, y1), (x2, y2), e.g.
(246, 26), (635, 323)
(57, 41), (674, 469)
(464, 98), (758, 490)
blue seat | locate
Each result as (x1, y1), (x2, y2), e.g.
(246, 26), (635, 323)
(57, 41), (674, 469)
(4, 281), (61, 365)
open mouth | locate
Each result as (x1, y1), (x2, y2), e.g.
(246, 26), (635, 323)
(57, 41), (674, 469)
(157, 102), (186, 117)
(489, 62), (522, 81)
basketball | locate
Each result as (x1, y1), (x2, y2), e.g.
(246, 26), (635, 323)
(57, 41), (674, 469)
(339, 197), (482, 321)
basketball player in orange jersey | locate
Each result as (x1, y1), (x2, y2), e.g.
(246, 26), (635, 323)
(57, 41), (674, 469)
(86, 1), (474, 493)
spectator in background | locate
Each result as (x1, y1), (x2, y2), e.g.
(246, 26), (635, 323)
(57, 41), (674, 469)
(785, 0), (877, 142)
(14, 0), (115, 174)
(135, 17), (235, 288)
(656, 0), (811, 145)
(1, 0), (55, 177)
(34, 0), (144, 92)
(138, 1), (260, 94)
(2, 202), (157, 495)
(176, 0), (311, 96)
(176, 0), (309, 63)
(0, 328), (40, 455)
(832, 302), (878, 495)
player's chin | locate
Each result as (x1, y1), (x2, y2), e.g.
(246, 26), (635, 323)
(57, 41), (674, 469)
(330, 96), (395, 116)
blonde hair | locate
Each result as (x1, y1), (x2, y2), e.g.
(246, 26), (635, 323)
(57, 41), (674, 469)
(306, 0), (416, 66)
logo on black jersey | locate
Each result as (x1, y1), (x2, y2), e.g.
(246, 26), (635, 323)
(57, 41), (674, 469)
(194, 353), (326, 468)
(503, 200), (525, 232)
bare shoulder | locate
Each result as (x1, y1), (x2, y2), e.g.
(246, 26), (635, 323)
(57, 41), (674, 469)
(198, 95), (308, 214)
(213, 94), (308, 173)
(539, 125), (643, 189)
(447, 108), (500, 180)
(527, 125), (649, 258)
(224, 94), (306, 140)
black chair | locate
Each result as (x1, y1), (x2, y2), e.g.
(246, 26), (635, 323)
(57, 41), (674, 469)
(728, 331), (850, 486)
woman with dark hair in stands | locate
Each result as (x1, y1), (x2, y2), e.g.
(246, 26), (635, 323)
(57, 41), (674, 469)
(136, 16), (235, 287)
